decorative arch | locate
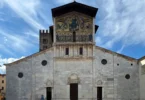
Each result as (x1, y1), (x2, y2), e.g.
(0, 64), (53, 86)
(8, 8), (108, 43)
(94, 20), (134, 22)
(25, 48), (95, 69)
(45, 79), (53, 87)
(96, 80), (103, 86)
(68, 73), (80, 84)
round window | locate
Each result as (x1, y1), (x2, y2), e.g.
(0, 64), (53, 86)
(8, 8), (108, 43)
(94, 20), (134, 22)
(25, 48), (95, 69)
(125, 74), (130, 79)
(41, 60), (47, 66)
(18, 72), (23, 78)
(101, 59), (107, 65)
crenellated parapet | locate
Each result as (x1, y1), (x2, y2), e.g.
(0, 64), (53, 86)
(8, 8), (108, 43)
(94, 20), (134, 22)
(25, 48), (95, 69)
(39, 29), (53, 51)
(39, 30), (49, 34)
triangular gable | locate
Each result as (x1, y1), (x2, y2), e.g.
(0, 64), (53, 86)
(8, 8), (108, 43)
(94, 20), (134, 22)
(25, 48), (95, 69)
(95, 46), (137, 61)
(4, 47), (53, 66)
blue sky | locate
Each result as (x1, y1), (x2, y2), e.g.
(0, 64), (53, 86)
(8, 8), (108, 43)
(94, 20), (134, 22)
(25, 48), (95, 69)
(0, 0), (145, 74)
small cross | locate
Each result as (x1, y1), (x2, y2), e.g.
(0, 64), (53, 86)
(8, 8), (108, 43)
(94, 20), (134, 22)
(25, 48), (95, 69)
(74, 0), (76, 2)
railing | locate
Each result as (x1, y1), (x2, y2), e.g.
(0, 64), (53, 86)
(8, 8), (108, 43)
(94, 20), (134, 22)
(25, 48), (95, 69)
(56, 35), (93, 42)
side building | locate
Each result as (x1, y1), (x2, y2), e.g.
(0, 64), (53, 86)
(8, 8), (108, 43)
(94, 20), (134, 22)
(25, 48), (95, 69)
(0, 74), (6, 100)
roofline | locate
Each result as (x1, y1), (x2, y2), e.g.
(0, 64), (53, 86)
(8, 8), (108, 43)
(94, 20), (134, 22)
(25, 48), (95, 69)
(138, 56), (145, 62)
(0, 74), (6, 76)
(95, 46), (137, 61)
(4, 45), (138, 66)
(4, 47), (53, 66)
(52, 1), (98, 17)
(52, 1), (97, 11)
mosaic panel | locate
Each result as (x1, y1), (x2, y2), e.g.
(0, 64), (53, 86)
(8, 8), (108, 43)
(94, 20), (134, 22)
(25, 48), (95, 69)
(55, 12), (93, 35)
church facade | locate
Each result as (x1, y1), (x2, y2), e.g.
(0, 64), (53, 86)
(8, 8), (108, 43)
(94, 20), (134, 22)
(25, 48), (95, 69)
(5, 2), (145, 100)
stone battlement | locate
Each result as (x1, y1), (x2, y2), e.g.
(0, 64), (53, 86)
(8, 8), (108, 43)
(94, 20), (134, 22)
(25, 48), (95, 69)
(39, 30), (49, 34)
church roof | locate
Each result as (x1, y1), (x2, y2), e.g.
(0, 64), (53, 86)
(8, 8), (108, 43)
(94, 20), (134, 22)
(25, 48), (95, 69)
(52, 1), (98, 17)
(4, 47), (53, 66)
(138, 56), (145, 62)
(5, 46), (138, 66)
(95, 46), (137, 61)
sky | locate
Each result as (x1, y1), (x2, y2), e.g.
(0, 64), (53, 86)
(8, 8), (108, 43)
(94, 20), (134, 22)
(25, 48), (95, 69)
(0, 0), (145, 74)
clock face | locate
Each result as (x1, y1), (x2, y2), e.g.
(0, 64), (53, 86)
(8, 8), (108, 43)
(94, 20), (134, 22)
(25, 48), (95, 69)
(55, 12), (93, 35)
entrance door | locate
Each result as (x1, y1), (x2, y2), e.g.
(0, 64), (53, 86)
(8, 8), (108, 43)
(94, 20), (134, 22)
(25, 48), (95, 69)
(70, 83), (78, 100)
(97, 87), (102, 100)
(46, 87), (52, 100)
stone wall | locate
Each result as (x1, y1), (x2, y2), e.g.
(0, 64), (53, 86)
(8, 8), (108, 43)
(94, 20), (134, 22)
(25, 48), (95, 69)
(94, 47), (139, 100)
(6, 48), (54, 100)
(54, 58), (93, 100)
(6, 46), (140, 100)
(139, 59), (145, 100)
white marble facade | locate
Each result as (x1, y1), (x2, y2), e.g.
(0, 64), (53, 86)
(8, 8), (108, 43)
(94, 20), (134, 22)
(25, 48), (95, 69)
(5, 1), (145, 100)
(5, 45), (141, 100)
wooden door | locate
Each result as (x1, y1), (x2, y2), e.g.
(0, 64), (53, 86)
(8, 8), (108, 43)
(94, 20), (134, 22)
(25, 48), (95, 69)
(97, 87), (102, 100)
(47, 87), (51, 100)
(70, 83), (78, 100)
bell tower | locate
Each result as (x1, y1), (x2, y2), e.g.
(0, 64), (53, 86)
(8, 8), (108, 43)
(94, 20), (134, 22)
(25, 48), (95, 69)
(39, 26), (53, 51)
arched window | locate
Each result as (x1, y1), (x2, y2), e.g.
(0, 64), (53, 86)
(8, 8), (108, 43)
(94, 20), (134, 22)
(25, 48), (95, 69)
(65, 48), (69, 55)
(79, 47), (83, 55)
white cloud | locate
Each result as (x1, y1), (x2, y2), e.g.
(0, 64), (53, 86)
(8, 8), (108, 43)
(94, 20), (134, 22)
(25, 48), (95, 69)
(95, 0), (145, 53)
(0, 44), (16, 56)
(24, 30), (39, 39)
(1, 0), (145, 56)
(0, 1), (4, 8)
(0, 0), (54, 56)
(0, 30), (36, 55)
(0, 56), (25, 74)
(95, 36), (102, 46)
(0, 18), (5, 21)
(117, 45), (125, 53)
(56, 0), (73, 4)
(3, 0), (46, 30)
(55, 0), (97, 8)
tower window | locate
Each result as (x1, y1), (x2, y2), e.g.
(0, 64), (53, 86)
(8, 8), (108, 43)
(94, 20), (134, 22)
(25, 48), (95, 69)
(2, 80), (4, 83)
(43, 39), (48, 44)
(65, 48), (69, 55)
(79, 47), (83, 55)
(2, 87), (4, 90)
(43, 46), (48, 49)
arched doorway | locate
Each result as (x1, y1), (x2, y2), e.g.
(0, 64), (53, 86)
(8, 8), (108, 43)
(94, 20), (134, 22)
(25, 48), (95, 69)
(45, 79), (52, 100)
(68, 74), (80, 100)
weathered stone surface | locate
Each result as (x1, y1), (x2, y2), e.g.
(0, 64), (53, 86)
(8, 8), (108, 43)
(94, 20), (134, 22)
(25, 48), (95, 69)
(5, 2), (141, 100)
(6, 46), (140, 100)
